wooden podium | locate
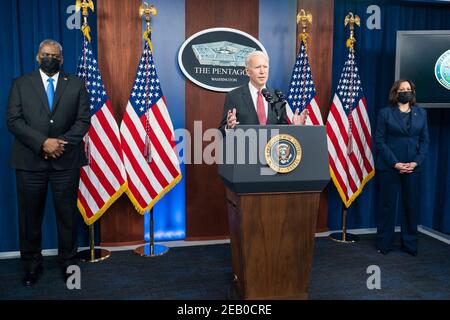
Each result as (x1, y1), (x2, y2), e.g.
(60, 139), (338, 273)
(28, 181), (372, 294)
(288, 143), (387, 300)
(218, 125), (330, 299)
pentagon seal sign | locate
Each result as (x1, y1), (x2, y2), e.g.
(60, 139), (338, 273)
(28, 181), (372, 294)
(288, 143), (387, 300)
(435, 49), (450, 90)
(178, 27), (267, 92)
(192, 41), (256, 67)
(265, 134), (302, 174)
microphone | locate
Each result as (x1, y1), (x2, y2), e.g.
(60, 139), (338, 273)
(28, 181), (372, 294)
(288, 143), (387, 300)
(261, 88), (276, 104)
(274, 89), (287, 103)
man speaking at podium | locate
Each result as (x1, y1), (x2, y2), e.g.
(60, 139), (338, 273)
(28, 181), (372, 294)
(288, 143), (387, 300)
(219, 51), (307, 134)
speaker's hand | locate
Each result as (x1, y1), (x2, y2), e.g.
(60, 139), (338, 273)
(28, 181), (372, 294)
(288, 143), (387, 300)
(292, 108), (308, 125)
(226, 108), (239, 129)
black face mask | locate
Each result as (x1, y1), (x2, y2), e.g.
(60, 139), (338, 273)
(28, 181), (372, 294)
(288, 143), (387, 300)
(397, 91), (413, 104)
(40, 57), (61, 74)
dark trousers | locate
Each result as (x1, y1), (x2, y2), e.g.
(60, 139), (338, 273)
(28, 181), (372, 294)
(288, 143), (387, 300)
(376, 170), (420, 252)
(16, 168), (80, 272)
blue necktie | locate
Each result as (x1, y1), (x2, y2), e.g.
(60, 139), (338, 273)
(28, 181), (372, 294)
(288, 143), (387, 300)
(46, 78), (55, 111)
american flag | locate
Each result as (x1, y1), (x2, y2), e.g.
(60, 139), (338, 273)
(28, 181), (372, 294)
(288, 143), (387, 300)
(326, 51), (374, 208)
(286, 40), (323, 125)
(76, 38), (127, 225)
(120, 42), (181, 213)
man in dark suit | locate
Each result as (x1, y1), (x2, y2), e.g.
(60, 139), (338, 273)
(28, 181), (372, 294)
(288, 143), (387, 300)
(6, 39), (90, 286)
(219, 51), (307, 134)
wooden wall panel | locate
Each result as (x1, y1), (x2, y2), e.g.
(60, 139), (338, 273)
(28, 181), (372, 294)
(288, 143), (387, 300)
(298, 0), (334, 232)
(97, 0), (144, 245)
(185, 0), (259, 239)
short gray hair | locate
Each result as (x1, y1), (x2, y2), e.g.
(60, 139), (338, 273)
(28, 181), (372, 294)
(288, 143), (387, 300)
(38, 39), (63, 54)
(245, 51), (269, 67)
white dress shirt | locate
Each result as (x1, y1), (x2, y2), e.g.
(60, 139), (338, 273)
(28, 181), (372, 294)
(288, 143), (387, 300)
(39, 69), (59, 91)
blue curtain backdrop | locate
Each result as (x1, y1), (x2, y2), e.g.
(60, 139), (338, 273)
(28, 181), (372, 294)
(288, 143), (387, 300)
(328, 0), (450, 233)
(259, 0), (297, 92)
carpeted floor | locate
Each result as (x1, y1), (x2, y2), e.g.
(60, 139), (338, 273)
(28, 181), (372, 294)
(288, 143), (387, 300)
(1, 233), (449, 300)
(309, 233), (450, 300)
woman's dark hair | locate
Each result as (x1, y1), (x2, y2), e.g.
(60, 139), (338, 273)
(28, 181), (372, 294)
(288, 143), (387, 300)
(388, 79), (416, 106)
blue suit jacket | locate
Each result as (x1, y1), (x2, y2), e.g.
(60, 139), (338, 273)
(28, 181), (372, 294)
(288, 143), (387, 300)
(375, 105), (429, 171)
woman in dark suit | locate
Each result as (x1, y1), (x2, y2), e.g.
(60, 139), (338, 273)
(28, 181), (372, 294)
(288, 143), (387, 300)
(375, 79), (429, 256)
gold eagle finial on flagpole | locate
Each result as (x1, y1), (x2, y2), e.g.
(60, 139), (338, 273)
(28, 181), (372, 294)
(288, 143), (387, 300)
(139, 2), (157, 53)
(75, 0), (94, 42)
(344, 12), (360, 52)
(297, 9), (312, 50)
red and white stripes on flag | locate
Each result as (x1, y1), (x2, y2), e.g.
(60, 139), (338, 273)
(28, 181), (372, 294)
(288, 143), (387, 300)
(120, 42), (181, 213)
(286, 39), (323, 125)
(326, 52), (374, 208)
(76, 38), (127, 225)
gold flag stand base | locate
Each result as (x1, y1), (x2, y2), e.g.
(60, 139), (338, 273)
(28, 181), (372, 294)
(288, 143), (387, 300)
(134, 243), (169, 257)
(329, 208), (359, 244)
(78, 248), (111, 263)
(77, 224), (111, 263)
(328, 232), (359, 243)
(134, 208), (169, 257)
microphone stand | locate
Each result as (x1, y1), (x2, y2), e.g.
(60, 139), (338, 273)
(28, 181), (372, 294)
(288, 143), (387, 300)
(261, 90), (279, 122)
(273, 90), (289, 123)
(271, 101), (280, 121)
(276, 101), (288, 122)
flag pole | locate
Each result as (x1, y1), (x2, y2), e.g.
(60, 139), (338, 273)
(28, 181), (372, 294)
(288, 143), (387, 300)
(134, 208), (169, 257)
(132, 3), (169, 258)
(75, 0), (111, 262)
(78, 224), (112, 262)
(328, 12), (361, 244)
(329, 207), (359, 243)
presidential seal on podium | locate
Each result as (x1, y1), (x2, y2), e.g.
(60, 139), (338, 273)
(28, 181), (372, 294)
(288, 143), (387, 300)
(265, 134), (302, 173)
